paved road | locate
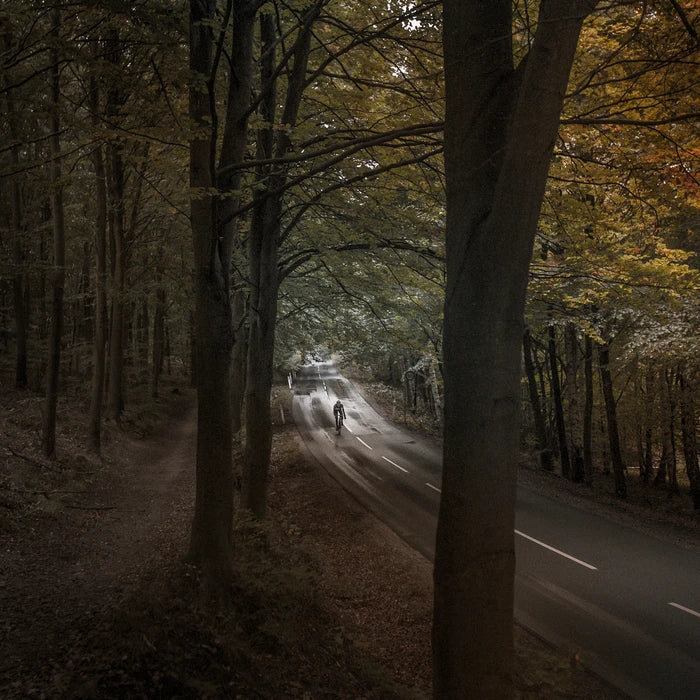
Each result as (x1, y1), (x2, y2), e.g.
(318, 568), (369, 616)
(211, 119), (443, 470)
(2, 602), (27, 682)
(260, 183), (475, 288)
(291, 361), (700, 700)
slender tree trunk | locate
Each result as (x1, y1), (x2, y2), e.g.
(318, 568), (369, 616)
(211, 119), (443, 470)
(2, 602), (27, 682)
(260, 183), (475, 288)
(217, 0), (255, 266)
(655, 368), (674, 488)
(633, 372), (644, 475)
(87, 78), (108, 451)
(548, 324), (570, 478)
(598, 341), (626, 498)
(656, 442), (669, 486)
(242, 12), (278, 518)
(2, 28), (29, 389)
(105, 29), (126, 421)
(242, 5), (319, 517)
(583, 334), (594, 485)
(152, 275), (165, 399)
(635, 420), (643, 480)
(242, 229), (278, 517)
(429, 359), (441, 418)
(165, 323), (171, 375)
(435, 3), (595, 696)
(413, 366), (419, 411)
(534, 339), (553, 449)
(523, 328), (552, 469)
(231, 288), (248, 434)
(642, 367), (654, 484)
(138, 298), (149, 371)
(38, 206), (49, 342)
(42, 9), (66, 459)
(4, 72), (28, 389)
(11, 237), (28, 389)
(215, 0), (255, 446)
(105, 141), (125, 421)
(565, 323), (584, 481)
(71, 241), (91, 377)
(668, 370), (679, 494)
(189, 307), (197, 386)
(187, 0), (235, 596)
(678, 370), (700, 509)
(403, 357), (409, 424)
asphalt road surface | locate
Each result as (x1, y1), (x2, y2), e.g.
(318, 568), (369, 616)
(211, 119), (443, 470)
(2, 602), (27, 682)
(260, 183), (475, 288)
(291, 361), (700, 700)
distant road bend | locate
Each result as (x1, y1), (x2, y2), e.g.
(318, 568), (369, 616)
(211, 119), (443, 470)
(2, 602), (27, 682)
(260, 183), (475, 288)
(291, 361), (700, 700)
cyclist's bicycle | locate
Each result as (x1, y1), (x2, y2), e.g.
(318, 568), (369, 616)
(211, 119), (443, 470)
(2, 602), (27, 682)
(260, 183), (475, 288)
(335, 413), (343, 434)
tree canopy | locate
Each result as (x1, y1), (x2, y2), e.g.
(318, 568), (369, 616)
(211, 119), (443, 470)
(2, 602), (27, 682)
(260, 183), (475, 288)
(1, 0), (698, 695)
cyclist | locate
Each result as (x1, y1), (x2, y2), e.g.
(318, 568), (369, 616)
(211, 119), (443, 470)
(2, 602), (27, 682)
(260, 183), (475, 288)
(333, 399), (346, 432)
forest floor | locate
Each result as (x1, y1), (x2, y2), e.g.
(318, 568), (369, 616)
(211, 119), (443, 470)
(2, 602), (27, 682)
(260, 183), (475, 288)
(1, 373), (697, 698)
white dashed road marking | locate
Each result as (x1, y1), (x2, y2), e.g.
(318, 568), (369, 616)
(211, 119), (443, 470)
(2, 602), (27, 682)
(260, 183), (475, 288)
(515, 529), (598, 570)
(669, 602), (700, 619)
(381, 456), (408, 473)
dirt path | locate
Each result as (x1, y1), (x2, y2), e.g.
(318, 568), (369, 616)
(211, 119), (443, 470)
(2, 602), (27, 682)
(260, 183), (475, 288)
(1, 389), (630, 698)
(0, 398), (196, 696)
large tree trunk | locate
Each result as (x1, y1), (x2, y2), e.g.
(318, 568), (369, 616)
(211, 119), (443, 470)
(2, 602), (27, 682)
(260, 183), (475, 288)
(435, 2), (595, 696)
(598, 341), (626, 498)
(187, 0), (235, 596)
(42, 9), (66, 459)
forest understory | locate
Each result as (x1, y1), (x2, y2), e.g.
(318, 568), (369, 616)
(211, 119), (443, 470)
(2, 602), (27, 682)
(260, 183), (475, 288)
(1, 372), (696, 698)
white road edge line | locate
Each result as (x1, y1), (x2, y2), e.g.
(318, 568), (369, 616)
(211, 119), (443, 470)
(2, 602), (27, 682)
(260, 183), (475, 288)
(669, 602), (700, 619)
(426, 483), (441, 493)
(355, 436), (372, 450)
(515, 529), (598, 570)
(382, 456), (408, 473)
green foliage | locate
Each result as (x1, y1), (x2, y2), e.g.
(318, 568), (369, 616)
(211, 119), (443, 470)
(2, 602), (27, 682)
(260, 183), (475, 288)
(1, 0), (698, 518)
